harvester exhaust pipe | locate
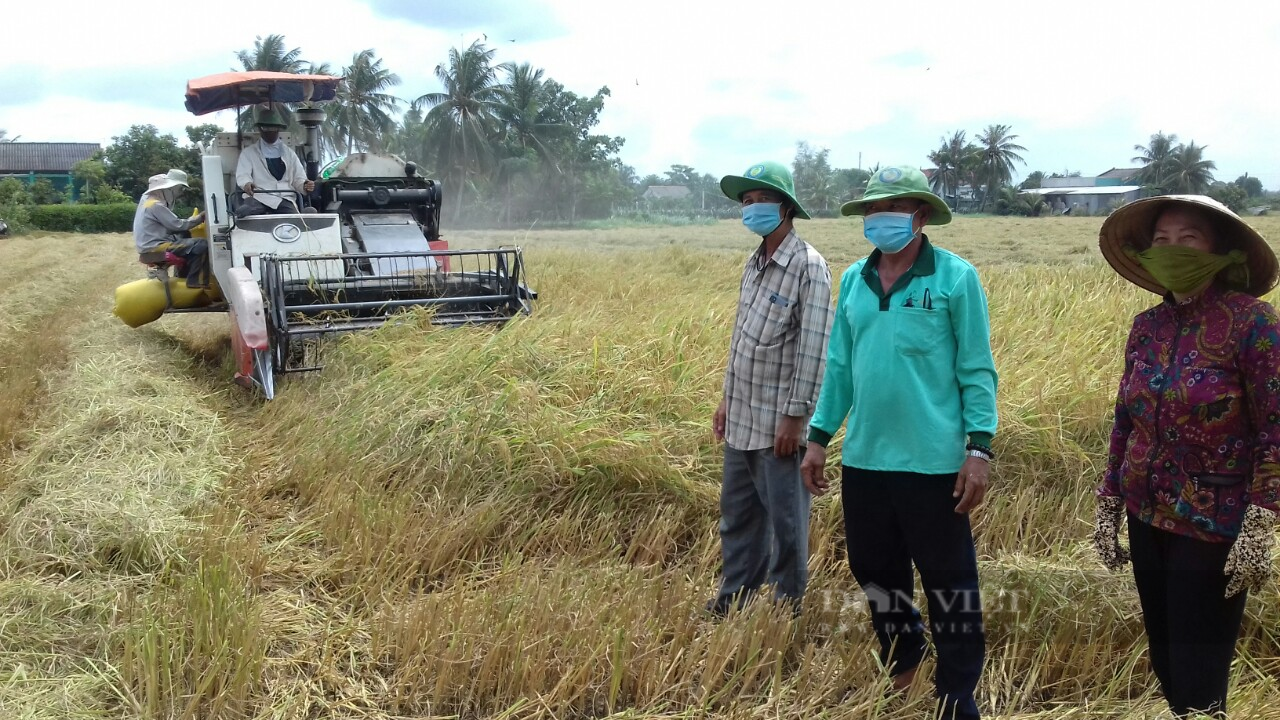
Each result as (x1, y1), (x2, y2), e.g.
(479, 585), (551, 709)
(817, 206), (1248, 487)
(295, 107), (327, 181)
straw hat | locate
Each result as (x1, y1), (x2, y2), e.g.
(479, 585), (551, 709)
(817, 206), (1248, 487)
(1099, 194), (1278, 297)
(145, 169), (190, 193)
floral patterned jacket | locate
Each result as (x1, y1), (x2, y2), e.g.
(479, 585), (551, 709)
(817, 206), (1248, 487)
(1099, 285), (1280, 541)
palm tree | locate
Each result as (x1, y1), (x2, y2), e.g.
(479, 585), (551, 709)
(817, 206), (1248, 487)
(793, 142), (836, 212)
(496, 63), (563, 168)
(232, 36), (322, 133)
(994, 185), (1047, 217)
(1132, 132), (1180, 192)
(975, 124), (1027, 212)
(927, 130), (978, 211)
(806, 172), (837, 212)
(1164, 141), (1216, 194)
(386, 103), (430, 165)
(490, 64), (568, 222)
(236, 34), (307, 73)
(417, 40), (509, 221)
(327, 49), (402, 155)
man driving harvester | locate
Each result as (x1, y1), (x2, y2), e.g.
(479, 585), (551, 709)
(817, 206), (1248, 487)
(234, 106), (315, 217)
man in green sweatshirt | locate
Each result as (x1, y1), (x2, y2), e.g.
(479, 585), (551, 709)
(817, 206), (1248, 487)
(800, 166), (997, 720)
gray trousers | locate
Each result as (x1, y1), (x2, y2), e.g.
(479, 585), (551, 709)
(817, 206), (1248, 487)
(714, 445), (811, 611)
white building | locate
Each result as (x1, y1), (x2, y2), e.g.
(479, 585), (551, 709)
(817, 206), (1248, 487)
(1021, 167), (1144, 214)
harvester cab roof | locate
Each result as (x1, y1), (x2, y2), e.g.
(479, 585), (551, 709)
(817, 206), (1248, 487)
(112, 71), (536, 400)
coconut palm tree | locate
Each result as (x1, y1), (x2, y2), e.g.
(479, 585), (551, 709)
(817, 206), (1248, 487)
(1132, 132), (1180, 192)
(386, 103), (430, 166)
(417, 40), (510, 221)
(1163, 141), (1216, 194)
(235, 34), (307, 73)
(0, 129), (15, 143)
(792, 143), (837, 212)
(976, 124), (1027, 212)
(496, 63), (563, 168)
(327, 49), (402, 155)
(928, 130), (978, 211)
(232, 36), (326, 133)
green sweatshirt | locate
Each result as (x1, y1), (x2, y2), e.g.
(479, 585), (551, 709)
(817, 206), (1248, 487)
(808, 237), (998, 474)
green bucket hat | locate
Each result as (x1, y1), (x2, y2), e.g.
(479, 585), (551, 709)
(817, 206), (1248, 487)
(840, 166), (952, 226)
(254, 106), (288, 129)
(720, 161), (811, 220)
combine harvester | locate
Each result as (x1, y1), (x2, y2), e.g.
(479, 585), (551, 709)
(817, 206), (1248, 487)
(114, 71), (535, 399)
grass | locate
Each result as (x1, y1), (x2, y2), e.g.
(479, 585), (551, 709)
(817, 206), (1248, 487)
(1, 217), (1280, 718)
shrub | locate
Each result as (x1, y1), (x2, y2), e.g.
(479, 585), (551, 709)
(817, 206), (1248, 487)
(0, 178), (32, 206)
(1207, 183), (1248, 212)
(29, 203), (136, 233)
(0, 203), (31, 235)
(29, 178), (65, 205)
(92, 185), (131, 205)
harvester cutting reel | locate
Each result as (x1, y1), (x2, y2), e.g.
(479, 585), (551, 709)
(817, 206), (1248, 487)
(231, 246), (536, 397)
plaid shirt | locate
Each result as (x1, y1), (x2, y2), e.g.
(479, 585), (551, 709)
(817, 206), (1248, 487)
(723, 230), (833, 451)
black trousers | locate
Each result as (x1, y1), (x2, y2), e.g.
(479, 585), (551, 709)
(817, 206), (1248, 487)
(1128, 515), (1247, 718)
(165, 237), (209, 289)
(842, 467), (985, 720)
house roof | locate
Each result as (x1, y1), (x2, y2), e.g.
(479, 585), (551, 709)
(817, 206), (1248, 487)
(1021, 185), (1142, 196)
(0, 142), (101, 173)
(1099, 167), (1141, 180)
(643, 185), (691, 199)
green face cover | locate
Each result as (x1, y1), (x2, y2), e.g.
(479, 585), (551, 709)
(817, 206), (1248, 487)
(1126, 245), (1249, 294)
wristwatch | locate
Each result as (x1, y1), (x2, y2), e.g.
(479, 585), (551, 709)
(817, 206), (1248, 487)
(966, 448), (992, 462)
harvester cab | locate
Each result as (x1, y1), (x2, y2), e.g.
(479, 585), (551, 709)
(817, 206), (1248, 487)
(113, 71), (536, 399)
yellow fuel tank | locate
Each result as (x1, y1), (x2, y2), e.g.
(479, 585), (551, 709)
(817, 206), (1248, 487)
(113, 278), (214, 328)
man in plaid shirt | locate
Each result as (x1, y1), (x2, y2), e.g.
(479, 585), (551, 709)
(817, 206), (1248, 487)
(709, 161), (833, 617)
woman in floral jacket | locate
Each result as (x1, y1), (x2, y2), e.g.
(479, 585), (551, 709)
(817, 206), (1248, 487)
(1094, 195), (1280, 718)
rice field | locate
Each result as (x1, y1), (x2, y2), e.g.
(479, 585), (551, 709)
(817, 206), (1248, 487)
(1, 215), (1279, 719)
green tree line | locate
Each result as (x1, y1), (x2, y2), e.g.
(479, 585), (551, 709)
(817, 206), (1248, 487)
(5, 38), (1276, 231)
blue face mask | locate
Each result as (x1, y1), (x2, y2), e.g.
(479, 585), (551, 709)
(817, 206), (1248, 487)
(863, 211), (918, 253)
(742, 202), (783, 237)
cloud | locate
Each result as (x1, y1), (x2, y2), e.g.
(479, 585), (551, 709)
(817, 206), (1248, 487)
(0, 67), (46, 108)
(57, 65), (198, 110)
(3, 0), (1280, 190)
(361, 0), (567, 42)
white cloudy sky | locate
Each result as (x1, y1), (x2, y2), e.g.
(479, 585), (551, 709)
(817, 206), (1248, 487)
(3, 0), (1278, 187)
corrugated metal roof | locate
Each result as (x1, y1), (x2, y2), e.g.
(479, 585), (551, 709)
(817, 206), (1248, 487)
(1099, 167), (1141, 180)
(643, 185), (692, 199)
(1021, 185), (1142, 196)
(0, 142), (101, 173)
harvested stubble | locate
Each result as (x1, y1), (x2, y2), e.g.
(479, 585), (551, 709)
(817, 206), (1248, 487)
(0, 233), (137, 450)
(0, 233), (244, 718)
(2, 217), (1280, 719)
